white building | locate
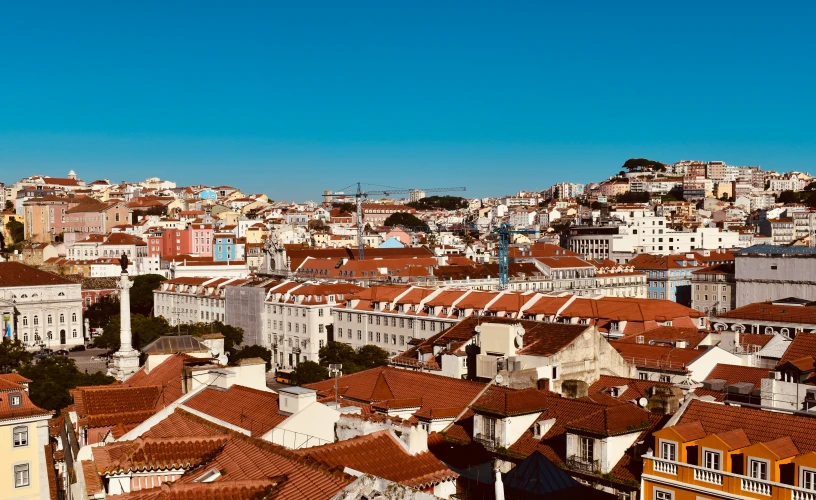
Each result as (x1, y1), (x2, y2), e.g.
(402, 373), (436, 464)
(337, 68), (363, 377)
(0, 262), (84, 349)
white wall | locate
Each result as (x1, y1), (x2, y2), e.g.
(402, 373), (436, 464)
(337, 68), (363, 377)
(266, 403), (340, 449)
(687, 346), (742, 382)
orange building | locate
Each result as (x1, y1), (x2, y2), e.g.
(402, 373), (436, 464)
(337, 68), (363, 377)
(643, 399), (816, 500)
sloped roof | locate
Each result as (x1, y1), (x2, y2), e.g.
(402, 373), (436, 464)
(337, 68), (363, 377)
(92, 436), (228, 474)
(503, 451), (581, 496)
(0, 262), (76, 287)
(182, 386), (286, 437)
(107, 479), (285, 500)
(676, 400), (816, 453)
(706, 364), (769, 390)
(294, 430), (456, 488)
(472, 388), (551, 417)
(564, 404), (651, 437)
(140, 335), (208, 355)
(719, 303), (816, 326)
(305, 366), (485, 412)
(778, 332), (816, 367)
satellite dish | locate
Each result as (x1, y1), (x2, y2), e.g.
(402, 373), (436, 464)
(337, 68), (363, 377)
(495, 374), (504, 384)
(475, 326), (481, 333)
(638, 397), (648, 407)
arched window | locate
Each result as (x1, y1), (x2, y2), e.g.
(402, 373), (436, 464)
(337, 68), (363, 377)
(22, 317), (28, 327)
(47, 332), (52, 340)
(33, 316), (39, 326)
(32, 294), (38, 298)
(58, 292), (65, 296)
(72, 313), (77, 322)
(20, 294), (27, 299)
(72, 329), (77, 338)
(59, 314), (65, 323)
(47, 315), (52, 325)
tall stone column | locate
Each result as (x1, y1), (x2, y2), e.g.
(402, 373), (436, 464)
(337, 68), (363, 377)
(109, 271), (140, 381)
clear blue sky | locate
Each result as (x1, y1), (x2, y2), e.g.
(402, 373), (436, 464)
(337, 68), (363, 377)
(2, 1), (815, 200)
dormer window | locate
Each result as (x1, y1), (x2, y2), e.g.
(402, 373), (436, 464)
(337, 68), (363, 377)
(9, 393), (22, 407)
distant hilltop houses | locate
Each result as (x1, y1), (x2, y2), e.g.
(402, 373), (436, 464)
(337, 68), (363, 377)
(5, 161), (816, 500)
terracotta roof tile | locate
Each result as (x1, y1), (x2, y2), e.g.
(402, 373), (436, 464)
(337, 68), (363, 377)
(92, 436), (228, 474)
(677, 400), (816, 453)
(473, 388), (550, 417)
(719, 303), (816, 327)
(564, 404), (651, 437)
(0, 262), (77, 287)
(779, 332), (816, 367)
(294, 430), (456, 488)
(105, 478), (285, 500)
(706, 364), (769, 390)
(182, 386), (286, 436)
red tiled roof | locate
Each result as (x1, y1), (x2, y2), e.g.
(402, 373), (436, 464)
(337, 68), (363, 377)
(472, 387), (550, 417)
(676, 400), (816, 453)
(92, 436), (228, 474)
(295, 430), (456, 488)
(706, 364), (769, 389)
(182, 386), (286, 437)
(586, 375), (673, 403)
(0, 386), (51, 422)
(82, 460), (104, 496)
(110, 479), (285, 500)
(616, 326), (706, 348)
(564, 404), (651, 437)
(612, 343), (703, 372)
(142, 411), (229, 439)
(719, 303), (816, 327)
(0, 262), (77, 287)
(305, 367), (485, 413)
(778, 332), (816, 367)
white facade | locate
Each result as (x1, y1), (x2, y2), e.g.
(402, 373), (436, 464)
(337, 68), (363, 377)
(0, 281), (84, 349)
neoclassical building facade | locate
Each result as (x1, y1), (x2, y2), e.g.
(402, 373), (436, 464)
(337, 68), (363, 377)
(0, 262), (84, 349)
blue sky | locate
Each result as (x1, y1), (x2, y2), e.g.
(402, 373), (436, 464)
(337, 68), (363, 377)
(1, 1), (815, 200)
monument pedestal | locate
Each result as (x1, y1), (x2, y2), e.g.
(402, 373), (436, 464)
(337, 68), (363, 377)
(110, 349), (140, 381)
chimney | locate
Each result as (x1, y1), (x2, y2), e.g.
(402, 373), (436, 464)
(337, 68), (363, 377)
(561, 379), (588, 399)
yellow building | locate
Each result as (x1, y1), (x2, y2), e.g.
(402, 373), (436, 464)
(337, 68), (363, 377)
(0, 374), (53, 499)
(643, 399), (816, 500)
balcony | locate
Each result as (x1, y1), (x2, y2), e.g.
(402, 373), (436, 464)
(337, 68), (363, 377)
(646, 456), (816, 500)
(695, 468), (722, 485)
(473, 433), (497, 451)
(567, 455), (600, 474)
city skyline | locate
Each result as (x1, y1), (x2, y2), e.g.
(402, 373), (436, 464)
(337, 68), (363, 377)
(2, 2), (816, 199)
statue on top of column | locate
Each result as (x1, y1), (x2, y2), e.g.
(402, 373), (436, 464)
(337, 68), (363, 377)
(120, 253), (129, 272)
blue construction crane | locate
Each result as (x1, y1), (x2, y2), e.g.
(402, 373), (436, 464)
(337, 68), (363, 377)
(324, 183), (466, 260)
(494, 223), (541, 291)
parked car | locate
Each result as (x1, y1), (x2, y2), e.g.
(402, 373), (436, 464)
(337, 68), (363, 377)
(33, 351), (51, 360)
(69, 345), (86, 352)
(54, 349), (69, 356)
(86, 342), (95, 349)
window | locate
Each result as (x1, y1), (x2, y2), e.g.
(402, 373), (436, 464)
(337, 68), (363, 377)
(10, 393), (22, 407)
(318, 309), (324, 317)
(13, 426), (28, 447)
(704, 450), (721, 470)
(654, 490), (672, 500)
(357, 330), (362, 340)
(580, 437), (594, 461)
(749, 459), (768, 480)
(14, 464), (29, 488)
(659, 374), (671, 383)
(660, 440), (677, 461)
(639, 372), (648, 380)
(802, 469), (816, 491)
(483, 416), (496, 439)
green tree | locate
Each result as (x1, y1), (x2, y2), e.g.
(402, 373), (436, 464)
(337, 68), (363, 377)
(777, 190), (800, 204)
(615, 191), (651, 203)
(19, 356), (115, 411)
(319, 341), (358, 370)
(335, 202), (355, 214)
(383, 212), (429, 231)
(406, 196), (468, 211)
(184, 321), (244, 351)
(3, 200), (13, 211)
(355, 345), (390, 371)
(291, 360), (329, 385)
(97, 314), (171, 350)
(85, 296), (120, 330)
(5, 219), (24, 244)
(317, 342), (390, 375)
(0, 338), (33, 373)
(131, 274), (166, 316)
(622, 158), (665, 172)
(230, 344), (273, 371)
